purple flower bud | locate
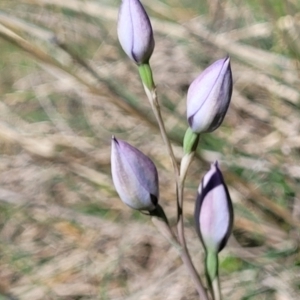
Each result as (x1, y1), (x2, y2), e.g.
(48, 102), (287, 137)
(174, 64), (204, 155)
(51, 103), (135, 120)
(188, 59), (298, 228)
(117, 0), (154, 64)
(111, 137), (159, 211)
(187, 57), (233, 133)
(195, 162), (233, 253)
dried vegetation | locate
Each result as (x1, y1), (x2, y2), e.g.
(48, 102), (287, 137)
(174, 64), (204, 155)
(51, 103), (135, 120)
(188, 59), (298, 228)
(0, 0), (299, 299)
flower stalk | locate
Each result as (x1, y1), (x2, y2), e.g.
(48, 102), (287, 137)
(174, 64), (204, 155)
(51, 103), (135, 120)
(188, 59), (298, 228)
(116, 1), (234, 300)
(138, 64), (155, 90)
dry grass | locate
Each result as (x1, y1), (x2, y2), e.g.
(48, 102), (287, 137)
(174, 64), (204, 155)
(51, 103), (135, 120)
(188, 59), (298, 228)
(0, 0), (299, 299)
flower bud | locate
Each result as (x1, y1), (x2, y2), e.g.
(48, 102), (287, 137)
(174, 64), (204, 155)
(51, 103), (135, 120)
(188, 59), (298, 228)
(117, 0), (154, 64)
(194, 161), (233, 253)
(187, 57), (233, 134)
(111, 137), (159, 211)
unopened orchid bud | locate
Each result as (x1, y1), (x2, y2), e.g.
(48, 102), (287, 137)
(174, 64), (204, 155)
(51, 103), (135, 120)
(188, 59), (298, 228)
(194, 161), (233, 254)
(187, 57), (233, 134)
(111, 137), (159, 211)
(117, 0), (154, 65)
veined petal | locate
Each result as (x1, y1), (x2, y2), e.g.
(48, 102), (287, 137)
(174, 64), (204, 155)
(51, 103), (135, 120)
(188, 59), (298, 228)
(117, 0), (134, 60)
(187, 57), (232, 133)
(195, 162), (233, 253)
(111, 137), (159, 211)
(118, 0), (154, 64)
(199, 185), (230, 251)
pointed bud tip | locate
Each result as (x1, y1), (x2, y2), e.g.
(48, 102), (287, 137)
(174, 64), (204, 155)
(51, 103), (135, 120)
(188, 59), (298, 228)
(212, 160), (219, 168)
(111, 136), (120, 147)
(224, 55), (230, 62)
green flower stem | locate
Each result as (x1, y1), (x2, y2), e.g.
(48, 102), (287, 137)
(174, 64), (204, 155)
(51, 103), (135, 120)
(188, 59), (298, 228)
(206, 251), (221, 300)
(180, 129), (200, 182)
(138, 63), (155, 90)
(206, 251), (218, 285)
(183, 127), (200, 154)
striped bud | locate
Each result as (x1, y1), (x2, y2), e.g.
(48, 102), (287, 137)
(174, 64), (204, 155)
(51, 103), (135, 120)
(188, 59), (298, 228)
(117, 0), (154, 64)
(111, 137), (159, 211)
(187, 57), (233, 133)
(194, 161), (233, 253)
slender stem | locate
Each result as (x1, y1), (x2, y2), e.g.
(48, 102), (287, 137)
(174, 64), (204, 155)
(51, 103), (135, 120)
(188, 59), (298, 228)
(206, 251), (221, 300)
(139, 64), (179, 176)
(145, 86), (179, 177)
(177, 179), (209, 300)
(180, 152), (195, 185)
(153, 207), (209, 300)
(178, 152), (209, 299)
(140, 65), (208, 300)
(212, 277), (222, 300)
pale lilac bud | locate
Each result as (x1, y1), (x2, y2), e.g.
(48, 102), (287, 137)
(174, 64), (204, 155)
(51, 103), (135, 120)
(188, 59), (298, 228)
(111, 137), (159, 211)
(195, 161), (233, 253)
(117, 0), (154, 64)
(187, 57), (233, 133)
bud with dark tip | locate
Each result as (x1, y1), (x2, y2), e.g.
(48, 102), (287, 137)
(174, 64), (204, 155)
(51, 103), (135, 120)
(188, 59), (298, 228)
(194, 161), (233, 254)
(111, 137), (159, 211)
(117, 0), (154, 65)
(187, 57), (233, 134)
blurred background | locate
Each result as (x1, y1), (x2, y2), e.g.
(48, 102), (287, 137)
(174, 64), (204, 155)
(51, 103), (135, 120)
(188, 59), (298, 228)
(0, 0), (299, 299)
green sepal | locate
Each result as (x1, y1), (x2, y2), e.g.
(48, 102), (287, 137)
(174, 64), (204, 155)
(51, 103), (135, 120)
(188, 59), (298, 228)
(205, 250), (218, 288)
(183, 127), (200, 154)
(138, 63), (155, 90)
